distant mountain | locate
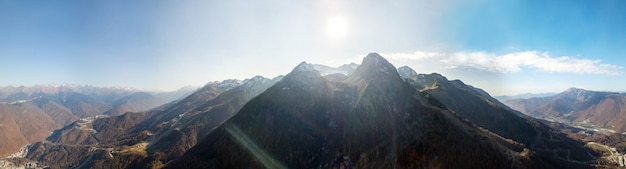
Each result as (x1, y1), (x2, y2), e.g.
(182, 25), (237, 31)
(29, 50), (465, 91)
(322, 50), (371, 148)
(503, 88), (626, 133)
(495, 92), (558, 101)
(311, 63), (358, 76)
(167, 53), (567, 168)
(0, 84), (141, 104)
(104, 92), (165, 116)
(0, 85), (178, 157)
(151, 86), (198, 103)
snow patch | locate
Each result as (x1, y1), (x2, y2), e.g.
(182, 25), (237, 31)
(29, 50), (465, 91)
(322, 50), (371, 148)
(75, 115), (109, 133)
(294, 62), (315, 72)
(0, 96), (42, 105)
(397, 66), (417, 79)
(312, 64), (348, 76)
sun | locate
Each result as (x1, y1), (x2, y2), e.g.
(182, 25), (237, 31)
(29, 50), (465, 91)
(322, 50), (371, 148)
(327, 16), (348, 39)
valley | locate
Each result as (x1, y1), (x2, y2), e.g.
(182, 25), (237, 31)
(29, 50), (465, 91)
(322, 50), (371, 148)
(500, 89), (626, 167)
(0, 85), (193, 161)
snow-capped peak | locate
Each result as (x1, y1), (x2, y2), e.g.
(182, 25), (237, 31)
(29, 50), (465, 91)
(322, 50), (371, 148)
(241, 75), (270, 87)
(353, 52), (399, 77)
(362, 52), (387, 66)
(293, 62), (316, 72)
(311, 63), (359, 76)
(203, 79), (242, 91)
(397, 66), (418, 79)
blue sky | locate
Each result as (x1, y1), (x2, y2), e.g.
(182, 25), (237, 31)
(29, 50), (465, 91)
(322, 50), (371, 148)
(1, 0), (625, 95)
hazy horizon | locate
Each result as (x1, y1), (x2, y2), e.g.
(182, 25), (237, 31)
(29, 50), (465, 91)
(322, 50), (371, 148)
(2, 0), (625, 95)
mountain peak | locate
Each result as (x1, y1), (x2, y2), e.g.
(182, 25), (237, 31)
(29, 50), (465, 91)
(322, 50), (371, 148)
(563, 87), (618, 95)
(293, 61), (316, 73)
(557, 87), (618, 103)
(561, 87), (594, 97)
(397, 66), (418, 79)
(207, 79), (242, 91)
(564, 87), (585, 93)
(247, 75), (268, 82)
(339, 62), (359, 70)
(280, 61), (325, 89)
(362, 52), (386, 65)
(311, 63), (357, 76)
(352, 52), (400, 80)
(285, 61), (321, 79)
(241, 75), (270, 86)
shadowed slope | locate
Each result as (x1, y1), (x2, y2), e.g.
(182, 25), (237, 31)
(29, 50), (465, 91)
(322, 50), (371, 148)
(399, 66), (596, 167)
(168, 53), (549, 169)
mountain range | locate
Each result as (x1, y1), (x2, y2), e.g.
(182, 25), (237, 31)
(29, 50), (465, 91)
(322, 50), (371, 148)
(16, 76), (282, 168)
(0, 53), (611, 168)
(503, 88), (626, 133)
(495, 93), (559, 101)
(0, 85), (193, 157)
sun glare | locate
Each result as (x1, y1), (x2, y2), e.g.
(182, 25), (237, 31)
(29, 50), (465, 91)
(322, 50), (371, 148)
(327, 16), (348, 39)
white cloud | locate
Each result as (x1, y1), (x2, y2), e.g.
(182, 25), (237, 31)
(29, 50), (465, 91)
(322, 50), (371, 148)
(355, 51), (622, 75)
(349, 51), (445, 67)
(441, 51), (623, 75)
(382, 51), (446, 61)
(382, 51), (445, 61)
